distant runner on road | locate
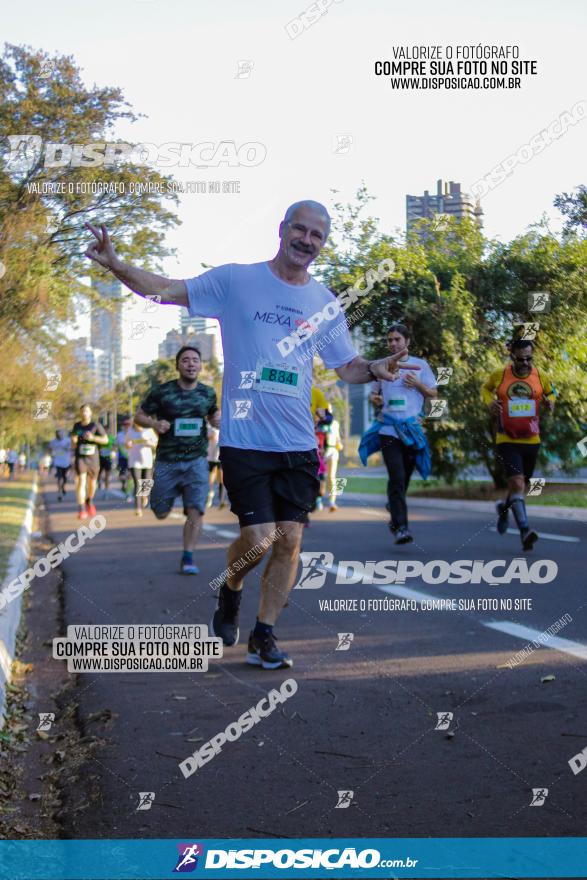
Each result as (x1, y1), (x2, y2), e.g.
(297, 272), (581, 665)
(71, 405), (109, 519)
(482, 336), (556, 550)
(84, 202), (418, 670)
(49, 428), (72, 501)
(125, 420), (158, 517)
(115, 418), (132, 499)
(134, 345), (219, 573)
(365, 323), (437, 544)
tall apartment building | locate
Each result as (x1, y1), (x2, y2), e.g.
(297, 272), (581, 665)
(406, 179), (483, 232)
(90, 277), (123, 389)
(179, 308), (223, 367)
(71, 337), (113, 400)
(179, 308), (216, 335)
(158, 328), (218, 363)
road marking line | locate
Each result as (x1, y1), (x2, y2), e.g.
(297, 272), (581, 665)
(490, 527), (579, 543)
(483, 621), (587, 661)
(321, 566), (587, 659)
(322, 565), (430, 598)
(202, 524), (238, 539)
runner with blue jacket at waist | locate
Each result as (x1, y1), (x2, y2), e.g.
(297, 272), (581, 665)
(363, 323), (437, 545)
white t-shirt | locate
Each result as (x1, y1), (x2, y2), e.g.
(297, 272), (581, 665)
(49, 437), (72, 468)
(185, 262), (357, 452)
(372, 356), (436, 439)
(207, 427), (220, 462)
(0, 449), (6, 464)
(322, 419), (341, 458)
(125, 427), (157, 469)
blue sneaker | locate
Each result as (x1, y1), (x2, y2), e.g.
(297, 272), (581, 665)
(180, 559), (199, 575)
(246, 630), (293, 670)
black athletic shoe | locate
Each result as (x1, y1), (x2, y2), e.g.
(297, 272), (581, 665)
(395, 527), (413, 545)
(521, 528), (539, 551)
(387, 521), (397, 535)
(246, 630), (293, 670)
(496, 500), (509, 534)
(211, 583), (241, 646)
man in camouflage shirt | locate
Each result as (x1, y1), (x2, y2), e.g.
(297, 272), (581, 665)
(135, 346), (220, 574)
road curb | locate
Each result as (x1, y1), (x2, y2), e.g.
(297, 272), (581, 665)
(343, 491), (587, 522)
(0, 477), (38, 726)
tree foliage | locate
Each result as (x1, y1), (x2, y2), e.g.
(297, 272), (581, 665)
(0, 43), (180, 443)
(315, 188), (587, 484)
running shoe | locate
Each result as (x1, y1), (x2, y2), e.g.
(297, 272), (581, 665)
(86, 503), (97, 517)
(211, 583), (241, 646)
(78, 509), (88, 520)
(218, 500), (226, 509)
(246, 630), (293, 670)
(180, 559), (199, 575)
(387, 522), (397, 535)
(205, 492), (214, 509)
(329, 504), (337, 512)
(57, 494), (62, 502)
(135, 509), (143, 518)
(394, 527), (413, 545)
(315, 498), (323, 511)
(521, 528), (539, 551)
(495, 500), (509, 535)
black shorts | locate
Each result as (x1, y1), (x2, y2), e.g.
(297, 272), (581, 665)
(118, 458), (129, 476)
(99, 457), (112, 472)
(495, 443), (539, 480)
(219, 447), (320, 527)
(75, 454), (100, 477)
(55, 466), (69, 480)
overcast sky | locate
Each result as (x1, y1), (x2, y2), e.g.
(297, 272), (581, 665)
(5, 0), (585, 371)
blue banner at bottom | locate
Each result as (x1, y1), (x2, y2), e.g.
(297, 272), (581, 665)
(0, 838), (585, 879)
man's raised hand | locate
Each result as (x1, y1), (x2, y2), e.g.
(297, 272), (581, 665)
(370, 348), (421, 382)
(84, 222), (118, 270)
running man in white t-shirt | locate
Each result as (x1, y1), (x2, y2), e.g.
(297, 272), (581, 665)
(206, 426), (226, 509)
(370, 323), (437, 544)
(49, 429), (72, 500)
(125, 422), (158, 517)
(84, 201), (418, 669)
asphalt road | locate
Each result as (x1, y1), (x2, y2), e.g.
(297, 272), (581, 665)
(42, 480), (587, 841)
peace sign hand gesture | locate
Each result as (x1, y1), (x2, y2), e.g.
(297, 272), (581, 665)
(84, 222), (118, 271)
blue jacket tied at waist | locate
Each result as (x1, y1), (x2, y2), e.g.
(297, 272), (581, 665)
(358, 414), (431, 479)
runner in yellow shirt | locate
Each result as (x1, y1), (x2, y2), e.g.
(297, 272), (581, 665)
(481, 338), (556, 550)
(310, 386), (331, 512)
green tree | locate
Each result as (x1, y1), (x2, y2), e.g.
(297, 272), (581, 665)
(316, 188), (587, 485)
(0, 43), (180, 439)
(554, 185), (587, 237)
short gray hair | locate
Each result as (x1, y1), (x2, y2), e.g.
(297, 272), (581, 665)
(282, 200), (331, 239)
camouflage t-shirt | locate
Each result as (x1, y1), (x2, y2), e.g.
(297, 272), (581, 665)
(140, 380), (217, 462)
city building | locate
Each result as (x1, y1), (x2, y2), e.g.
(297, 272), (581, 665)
(179, 308), (216, 335)
(90, 277), (123, 388)
(406, 179), (483, 233)
(179, 308), (223, 367)
(71, 337), (113, 399)
(158, 328), (219, 364)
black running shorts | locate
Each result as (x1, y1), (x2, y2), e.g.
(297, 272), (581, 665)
(219, 447), (320, 526)
(495, 443), (539, 480)
(75, 454), (100, 477)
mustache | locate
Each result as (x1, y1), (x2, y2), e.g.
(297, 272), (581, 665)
(292, 241), (314, 254)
